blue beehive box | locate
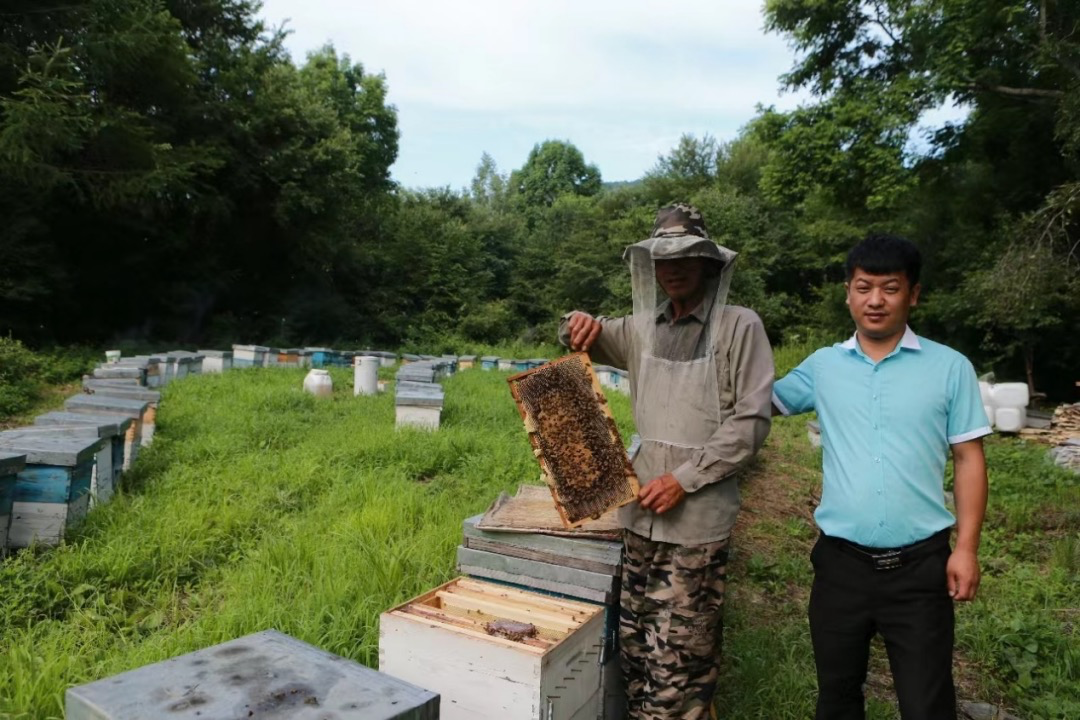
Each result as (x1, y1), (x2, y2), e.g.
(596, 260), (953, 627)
(0, 432), (100, 548)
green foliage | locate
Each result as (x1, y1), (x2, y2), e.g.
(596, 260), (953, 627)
(0, 337), (95, 419)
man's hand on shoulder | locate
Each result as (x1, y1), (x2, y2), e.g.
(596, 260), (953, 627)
(946, 548), (980, 601)
(567, 311), (602, 352)
(638, 473), (686, 514)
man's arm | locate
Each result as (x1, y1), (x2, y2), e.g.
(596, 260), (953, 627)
(947, 438), (988, 601)
(666, 313), (775, 495)
(557, 312), (632, 369)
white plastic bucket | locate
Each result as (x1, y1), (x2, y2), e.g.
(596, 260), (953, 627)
(354, 356), (380, 396)
(983, 405), (995, 426)
(994, 406), (1026, 433)
(978, 381), (993, 405)
(990, 382), (1029, 408)
(303, 369), (333, 397)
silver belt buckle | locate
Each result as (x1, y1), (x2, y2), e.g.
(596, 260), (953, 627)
(872, 549), (903, 571)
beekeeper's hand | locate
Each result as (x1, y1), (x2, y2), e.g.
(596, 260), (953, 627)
(638, 473), (685, 514)
(567, 311), (602, 352)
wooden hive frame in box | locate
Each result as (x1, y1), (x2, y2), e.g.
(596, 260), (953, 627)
(380, 576), (606, 720)
(508, 352), (639, 528)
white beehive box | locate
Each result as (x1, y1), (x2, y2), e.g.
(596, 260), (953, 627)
(66, 629), (439, 720)
(198, 350), (233, 373)
(380, 576), (606, 720)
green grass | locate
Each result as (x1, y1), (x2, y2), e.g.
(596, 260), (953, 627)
(0, 366), (631, 719)
(1, 361), (1076, 719)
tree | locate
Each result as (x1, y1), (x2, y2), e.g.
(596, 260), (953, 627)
(509, 140), (601, 210)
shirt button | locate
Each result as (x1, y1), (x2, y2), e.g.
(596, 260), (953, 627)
(877, 489), (883, 495)
(874, 457), (880, 463)
(873, 394), (878, 399)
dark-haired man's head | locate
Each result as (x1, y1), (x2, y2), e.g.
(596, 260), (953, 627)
(844, 234), (922, 342)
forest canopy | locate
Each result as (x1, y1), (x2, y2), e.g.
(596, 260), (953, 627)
(1, 0), (1077, 396)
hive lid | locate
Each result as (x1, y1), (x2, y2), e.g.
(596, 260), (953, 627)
(65, 394), (150, 418)
(395, 383), (444, 407)
(81, 383), (161, 403)
(233, 344), (270, 352)
(6, 422), (119, 440)
(507, 353), (640, 528)
(476, 485), (622, 540)
(0, 451), (26, 476)
(35, 411), (133, 434)
(64, 629), (439, 720)
(197, 349), (233, 358)
(0, 431), (103, 466)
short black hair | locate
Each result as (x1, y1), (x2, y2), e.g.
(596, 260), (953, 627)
(845, 233), (921, 287)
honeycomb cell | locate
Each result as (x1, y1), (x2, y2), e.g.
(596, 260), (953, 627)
(509, 353), (638, 525)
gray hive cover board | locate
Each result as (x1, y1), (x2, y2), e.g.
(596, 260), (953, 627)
(80, 383), (161, 403)
(35, 412), (133, 435)
(2, 424), (118, 441)
(93, 366), (145, 380)
(395, 384), (444, 407)
(462, 515), (621, 576)
(85, 376), (143, 387)
(456, 545), (617, 605)
(0, 431), (102, 466)
(65, 394), (149, 418)
(65, 629), (439, 720)
(198, 349), (233, 358)
(0, 451), (26, 476)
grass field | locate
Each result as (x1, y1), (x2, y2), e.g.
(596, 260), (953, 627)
(0, 360), (1077, 719)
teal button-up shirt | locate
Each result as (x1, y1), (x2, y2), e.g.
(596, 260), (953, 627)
(773, 327), (991, 548)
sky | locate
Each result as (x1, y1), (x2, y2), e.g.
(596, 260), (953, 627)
(257, 1), (960, 191)
(256, 0), (811, 190)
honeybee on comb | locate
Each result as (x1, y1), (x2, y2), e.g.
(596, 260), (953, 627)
(508, 353), (640, 527)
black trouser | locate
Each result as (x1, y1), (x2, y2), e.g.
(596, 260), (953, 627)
(809, 533), (956, 720)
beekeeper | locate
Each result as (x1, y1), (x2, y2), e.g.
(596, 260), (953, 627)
(559, 203), (774, 720)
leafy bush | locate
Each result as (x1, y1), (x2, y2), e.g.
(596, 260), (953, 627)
(0, 337), (96, 420)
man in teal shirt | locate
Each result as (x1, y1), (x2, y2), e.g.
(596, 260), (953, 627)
(773, 234), (990, 719)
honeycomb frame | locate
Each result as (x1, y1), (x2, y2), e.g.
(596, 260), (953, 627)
(507, 352), (640, 528)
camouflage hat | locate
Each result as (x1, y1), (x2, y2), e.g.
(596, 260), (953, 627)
(650, 203), (710, 241)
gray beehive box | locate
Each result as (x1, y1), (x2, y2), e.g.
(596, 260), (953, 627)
(0, 451), (26, 554)
(36, 412), (132, 485)
(65, 629), (439, 720)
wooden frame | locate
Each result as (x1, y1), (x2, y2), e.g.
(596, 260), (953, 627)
(507, 353), (639, 529)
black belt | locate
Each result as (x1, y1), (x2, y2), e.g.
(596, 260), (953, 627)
(825, 529), (951, 571)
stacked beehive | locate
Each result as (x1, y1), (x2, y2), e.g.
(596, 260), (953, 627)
(395, 361), (445, 430)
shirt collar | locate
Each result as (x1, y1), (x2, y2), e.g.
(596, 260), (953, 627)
(656, 299), (708, 325)
(841, 326), (922, 353)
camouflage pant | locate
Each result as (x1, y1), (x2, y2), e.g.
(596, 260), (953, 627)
(620, 529), (730, 720)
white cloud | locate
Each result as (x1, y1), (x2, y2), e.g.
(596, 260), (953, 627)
(259, 0), (805, 186)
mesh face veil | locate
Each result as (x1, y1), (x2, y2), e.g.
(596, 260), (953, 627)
(621, 233), (737, 472)
(623, 235), (737, 362)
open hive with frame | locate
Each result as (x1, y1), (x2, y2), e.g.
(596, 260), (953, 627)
(507, 352), (639, 528)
